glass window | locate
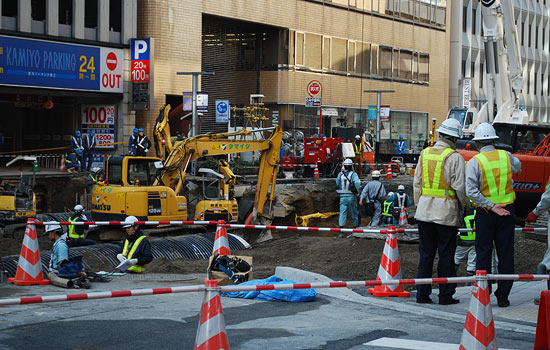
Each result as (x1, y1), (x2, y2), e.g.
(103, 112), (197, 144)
(305, 33), (322, 70)
(480, 62), (484, 88)
(296, 32), (305, 66)
(109, 0), (121, 32)
(358, 42), (371, 76)
(371, 44), (379, 76)
(410, 112), (428, 153)
(332, 38), (347, 72)
(379, 46), (392, 78)
(127, 159), (158, 186)
(31, 0), (46, 21)
(85, 0), (98, 28)
(2, 1), (17, 17)
(347, 41), (356, 72)
(529, 24), (532, 47)
(59, 0), (72, 25)
(108, 163), (123, 185)
(322, 37), (331, 69)
(289, 30), (295, 65)
(399, 50), (412, 80)
(471, 7), (476, 35)
(419, 53), (429, 82)
(536, 26), (539, 49)
(462, 6), (467, 33)
(392, 48), (399, 78)
(412, 52), (419, 80)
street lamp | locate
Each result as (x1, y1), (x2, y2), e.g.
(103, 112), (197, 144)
(364, 90), (395, 155)
(176, 71), (215, 137)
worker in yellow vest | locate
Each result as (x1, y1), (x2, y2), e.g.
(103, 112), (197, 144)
(466, 122), (521, 308)
(67, 204), (96, 247)
(354, 135), (363, 176)
(413, 118), (468, 305)
(116, 216), (153, 273)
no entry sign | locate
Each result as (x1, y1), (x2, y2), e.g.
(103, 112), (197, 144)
(307, 80), (322, 97)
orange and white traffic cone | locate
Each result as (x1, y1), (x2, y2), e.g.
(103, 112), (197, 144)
(368, 226), (409, 297)
(212, 220), (231, 256)
(341, 161), (345, 172)
(58, 154), (66, 172)
(459, 270), (497, 350)
(398, 207), (408, 226)
(313, 162), (320, 179)
(8, 218), (50, 286)
(194, 279), (230, 350)
(534, 291), (550, 349)
(386, 164), (393, 179)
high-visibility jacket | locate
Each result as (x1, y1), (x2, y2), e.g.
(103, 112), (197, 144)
(382, 199), (393, 217)
(122, 235), (147, 273)
(420, 147), (457, 199)
(354, 141), (362, 155)
(460, 209), (476, 242)
(68, 216), (85, 239)
(473, 150), (515, 205)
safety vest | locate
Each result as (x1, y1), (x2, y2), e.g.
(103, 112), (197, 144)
(122, 235), (147, 273)
(89, 174), (97, 182)
(396, 193), (407, 209)
(68, 216), (84, 239)
(420, 147), (457, 199)
(397, 141), (405, 152)
(354, 141), (362, 155)
(474, 150), (515, 205)
(460, 210), (476, 241)
(382, 200), (393, 217)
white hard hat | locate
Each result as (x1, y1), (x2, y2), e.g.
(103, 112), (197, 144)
(388, 192), (394, 197)
(437, 119), (463, 138)
(344, 159), (353, 166)
(45, 224), (62, 233)
(122, 216), (139, 228)
(372, 170), (381, 178)
(355, 135), (361, 139)
(398, 185), (405, 190)
(91, 167), (101, 173)
(472, 122), (499, 141)
(74, 204), (84, 212)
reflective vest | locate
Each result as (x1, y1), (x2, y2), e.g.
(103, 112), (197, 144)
(460, 210), (476, 241)
(382, 200), (393, 217)
(396, 193), (407, 209)
(68, 216), (84, 239)
(474, 150), (515, 205)
(122, 235), (147, 273)
(420, 147), (457, 199)
(354, 141), (362, 155)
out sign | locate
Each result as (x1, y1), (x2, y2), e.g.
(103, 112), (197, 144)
(307, 80), (322, 97)
(99, 48), (123, 92)
(131, 39), (151, 82)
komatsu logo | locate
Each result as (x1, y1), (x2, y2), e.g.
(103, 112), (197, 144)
(513, 182), (541, 191)
(92, 203), (111, 211)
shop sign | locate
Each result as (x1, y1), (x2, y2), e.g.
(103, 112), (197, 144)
(368, 105), (377, 120)
(130, 39), (150, 82)
(81, 105), (116, 149)
(380, 106), (390, 121)
(0, 35), (123, 92)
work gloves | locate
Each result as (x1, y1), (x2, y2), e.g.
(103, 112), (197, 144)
(526, 212), (538, 223)
(117, 254), (138, 266)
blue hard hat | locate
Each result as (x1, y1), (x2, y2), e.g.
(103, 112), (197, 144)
(133, 128), (139, 133)
(90, 130), (95, 136)
(75, 130), (81, 137)
(138, 128), (144, 132)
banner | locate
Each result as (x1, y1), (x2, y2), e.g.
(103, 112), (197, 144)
(81, 105), (116, 149)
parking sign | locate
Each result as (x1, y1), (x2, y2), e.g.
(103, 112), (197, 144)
(216, 100), (230, 123)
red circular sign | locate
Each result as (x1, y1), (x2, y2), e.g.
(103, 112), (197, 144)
(106, 52), (117, 71)
(307, 80), (322, 97)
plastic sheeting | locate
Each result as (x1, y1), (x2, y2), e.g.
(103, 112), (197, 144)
(221, 275), (317, 302)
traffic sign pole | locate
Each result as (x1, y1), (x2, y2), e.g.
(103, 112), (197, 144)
(319, 88), (323, 136)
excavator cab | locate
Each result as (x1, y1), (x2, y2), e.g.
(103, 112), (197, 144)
(193, 162), (238, 222)
(106, 156), (160, 186)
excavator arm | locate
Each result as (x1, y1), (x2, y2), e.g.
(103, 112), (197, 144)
(153, 104), (173, 159)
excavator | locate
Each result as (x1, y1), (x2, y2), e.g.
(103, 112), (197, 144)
(447, 0), (550, 217)
(91, 104), (283, 225)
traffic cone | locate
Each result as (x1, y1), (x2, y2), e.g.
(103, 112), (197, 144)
(59, 154), (66, 172)
(534, 291), (550, 349)
(368, 227), (410, 297)
(459, 270), (497, 350)
(8, 218), (50, 286)
(386, 164), (393, 179)
(341, 161), (345, 172)
(194, 279), (230, 350)
(398, 207), (408, 226)
(212, 220), (231, 256)
(313, 162), (320, 179)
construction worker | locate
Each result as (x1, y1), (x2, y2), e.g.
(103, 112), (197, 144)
(466, 122), (521, 308)
(354, 135), (363, 176)
(381, 192), (395, 226)
(413, 118), (468, 305)
(335, 158), (361, 236)
(71, 130), (84, 171)
(67, 204), (96, 247)
(393, 184), (412, 225)
(135, 128), (152, 156)
(525, 177), (550, 305)
(359, 170), (386, 227)
(65, 152), (80, 173)
(129, 127), (138, 155)
(396, 135), (406, 154)
(454, 207), (477, 282)
(86, 167), (101, 192)
(82, 130), (96, 171)
(117, 216), (153, 273)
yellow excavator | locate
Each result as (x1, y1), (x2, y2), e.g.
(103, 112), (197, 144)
(91, 104), (283, 224)
(0, 177), (36, 237)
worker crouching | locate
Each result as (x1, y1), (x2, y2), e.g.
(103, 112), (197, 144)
(117, 216), (153, 273)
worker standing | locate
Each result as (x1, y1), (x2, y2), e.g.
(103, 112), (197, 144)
(354, 135), (363, 176)
(135, 128), (152, 156)
(413, 118), (468, 305)
(466, 122), (521, 308)
(396, 135), (406, 154)
(454, 207), (477, 282)
(129, 127), (138, 156)
(82, 130), (96, 172)
(336, 158), (361, 237)
(359, 170), (386, 227)
(117, 216), (153, 273)
(381, 192), (395, 226)
(393, 184), (412, 225)
(67, 204), (96, 247)
(71, 130), (84, 171)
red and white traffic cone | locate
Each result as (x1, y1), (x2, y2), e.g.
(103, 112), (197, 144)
(313, 162), (320, 179)
(8, 218), (50, 286)
(459, 270), (497, 350)
(212, 220), (231, 256)
(386, 164), (393, 179)
(398, 207), (408, 226)
(58, 154), (66, 172)
(194, 279), (230, 350)
(368, 226), (409, 297)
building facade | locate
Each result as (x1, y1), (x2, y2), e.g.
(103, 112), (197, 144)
(0, 0), (137, 159)
(449, 0), (550, 123)
(137, 0), (450, 155)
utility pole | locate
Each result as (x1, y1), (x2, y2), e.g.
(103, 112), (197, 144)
(176, 72), (215, 137)
(364, 90), (395, 156)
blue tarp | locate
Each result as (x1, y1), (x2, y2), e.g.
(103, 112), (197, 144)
(221, 275), (317, 302)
